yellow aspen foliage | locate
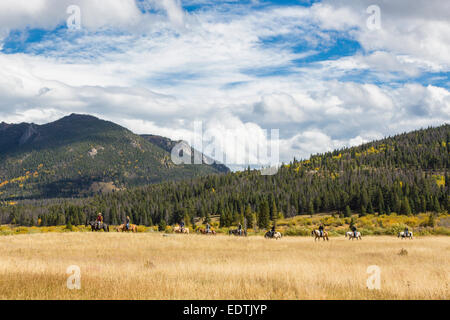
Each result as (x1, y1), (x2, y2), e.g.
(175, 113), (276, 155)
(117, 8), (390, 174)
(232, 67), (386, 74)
(0, 181), (9, 188)
(433, 175), (445, 187)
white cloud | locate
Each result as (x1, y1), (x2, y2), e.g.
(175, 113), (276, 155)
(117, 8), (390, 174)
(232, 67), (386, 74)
(319, 0), (450, 71)
(0, 0), (141, 31)
(0, 0), (449, 167)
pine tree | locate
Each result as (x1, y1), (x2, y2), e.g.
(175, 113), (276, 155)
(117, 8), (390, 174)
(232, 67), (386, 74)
(158, 219), (167, 231)
(367, 201), (374, 214)
(219, 209), (226, 228)
(204, 212), (211, 224)
(400, 197), (412, 215)
(270, 199), (278, 221)
(244, 205), (252, 227)
(359, 204), (367, 217)
(427, 213), (436, 227)
(308, 200), (314, 215)
(345, 205), (351, 217)
(432, 197), (441, 213)
(258, 200), (270, 229)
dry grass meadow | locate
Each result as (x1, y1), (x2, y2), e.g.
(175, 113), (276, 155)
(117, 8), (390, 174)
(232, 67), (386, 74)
(0, 232), (448, 300)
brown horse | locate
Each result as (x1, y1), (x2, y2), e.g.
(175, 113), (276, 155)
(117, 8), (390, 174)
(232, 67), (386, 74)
(116, 224), (138, 233)
(197, 228), (216, 235)
(312, 229), (329, 241)
(174, 226), (189, 234)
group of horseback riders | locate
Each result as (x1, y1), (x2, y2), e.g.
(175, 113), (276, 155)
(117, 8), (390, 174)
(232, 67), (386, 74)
(317, 224), (411, 238)
(180, 219), (274, 237)
(318, 224), (356, 237)
(94, 213), (132, 231)
(180, 219), (213, 234)
(318, 224), (359, 237)
(94, 213), (411, 238)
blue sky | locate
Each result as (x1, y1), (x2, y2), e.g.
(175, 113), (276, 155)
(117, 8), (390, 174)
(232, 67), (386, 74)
(0, 0), (449, 166)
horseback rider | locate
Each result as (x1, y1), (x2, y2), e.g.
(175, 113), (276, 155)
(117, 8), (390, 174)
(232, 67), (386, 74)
(238, 222), (242, 235)
(271, 224), (276, 237)
(96, 213), (103, 229)
(180, 220), (185, 232)
(318, 224), (324, 237)
(125, 216), (130, 231)
(206, 222), (211, 233)
(351, 225), (357, 238)
(404, 226), (409, 237)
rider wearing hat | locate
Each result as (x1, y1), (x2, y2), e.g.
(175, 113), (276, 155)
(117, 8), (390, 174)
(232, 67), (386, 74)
(96, 213), (103, 229)
(271, 224), (276, 237)
(180, 219), (185, 232)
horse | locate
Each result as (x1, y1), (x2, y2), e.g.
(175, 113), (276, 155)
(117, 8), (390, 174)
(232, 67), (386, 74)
(86, 221), (109, 232)
(229, 229), (247, 237)
(345, 231), (362, 240)
(197, 228), (216, 235)
(174, 226), (189, 234)
(116, 224), (138, 233)
(398, 231), (413, 239)
(264, 231), (282, 240)
(312, 229), (329, 241)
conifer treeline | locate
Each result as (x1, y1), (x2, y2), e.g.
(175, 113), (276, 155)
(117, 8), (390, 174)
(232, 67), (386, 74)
(1, 124), (448, 227)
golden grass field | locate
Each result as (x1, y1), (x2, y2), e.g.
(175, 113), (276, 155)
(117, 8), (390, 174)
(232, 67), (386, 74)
(0, 232), (448, 300)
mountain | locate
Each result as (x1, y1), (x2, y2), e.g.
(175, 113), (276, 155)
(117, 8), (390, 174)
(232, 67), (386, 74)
(1, 124), (447, 227)
(0, 114), (229, 200)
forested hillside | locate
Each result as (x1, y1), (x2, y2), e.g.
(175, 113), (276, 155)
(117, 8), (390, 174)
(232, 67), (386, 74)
(1, 124), (448, 227)
(0, 114), (228, 200)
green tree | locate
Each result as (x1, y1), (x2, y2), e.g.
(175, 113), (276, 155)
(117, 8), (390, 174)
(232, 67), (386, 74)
(158, 219), (167, 231)
(400, 197), (412, 215)
(258, 200), (270, 229)
(345, 205), (352, 218)
(308, 200), (314, 215)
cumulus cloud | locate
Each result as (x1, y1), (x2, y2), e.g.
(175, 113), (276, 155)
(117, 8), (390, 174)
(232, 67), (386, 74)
(0, 0), (142, 31)
(0, 0), (449, 167)
(320, 0), (450, 70)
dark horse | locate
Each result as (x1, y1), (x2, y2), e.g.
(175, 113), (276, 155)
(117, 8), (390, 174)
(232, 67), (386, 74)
(197, 228), (216, 235)
(86, 221), (109, 232)
(229, 229), (247, 237)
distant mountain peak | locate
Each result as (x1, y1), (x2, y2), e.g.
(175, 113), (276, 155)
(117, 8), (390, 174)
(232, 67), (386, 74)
(0, 122), (10, 130)
(0, 113), (230, 200)
(59, 113), (100, 122)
